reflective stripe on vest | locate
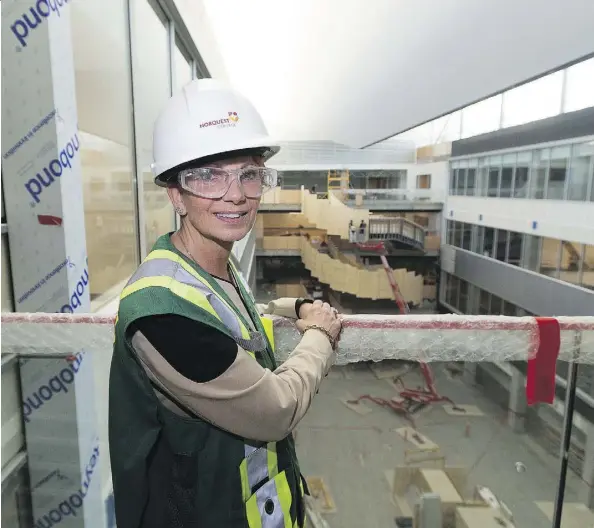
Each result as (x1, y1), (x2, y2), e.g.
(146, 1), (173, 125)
(121, 253), (266, 352)
(240, 443), (293, 528)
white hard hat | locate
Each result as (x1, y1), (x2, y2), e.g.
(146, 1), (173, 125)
(152, 78), (280, 187)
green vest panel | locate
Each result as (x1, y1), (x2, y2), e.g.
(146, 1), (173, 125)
(109, 235), (304, 528)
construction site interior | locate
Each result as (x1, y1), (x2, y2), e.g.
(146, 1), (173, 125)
(2, 3), (594, 528)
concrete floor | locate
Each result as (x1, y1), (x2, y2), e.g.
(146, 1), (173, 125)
(294, 363), (588, 528)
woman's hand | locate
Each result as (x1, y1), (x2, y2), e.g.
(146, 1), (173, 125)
(296, 300), (342, 341)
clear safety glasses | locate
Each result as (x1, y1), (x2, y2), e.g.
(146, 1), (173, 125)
(178, 166), (277, 199)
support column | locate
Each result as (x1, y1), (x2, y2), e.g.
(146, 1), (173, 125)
(508, 368), (527, 433)
(581, 422), (594, 509)
(2, 1), (105, 526)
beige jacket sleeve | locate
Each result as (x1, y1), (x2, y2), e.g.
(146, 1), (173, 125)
(256, 297), (300, 319)
(131, 324), (334, 442)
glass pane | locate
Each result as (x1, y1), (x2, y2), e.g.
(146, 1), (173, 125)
(461, 223), (472, 250)
(529, 148), (549, 199)
(475, 226), (485, 254)
(449, 168), (456, 195)
(459, 280), (469, 312)
(456, 166), (467, 196)
(478, 289), (490, 314)
(131, 0), (174, 255)
(484, 227), (495, 258)
(487, 155), (501, 197)
(490, 294), (503, 314)
(558, 241), (583, 286)
(513, 151), (531, 198)
(567, 142), (594, 201)
(500, 153), (515, 198)
(564, 57), (594, 112)
(478, 158), (489, 196)
(540, 237), (561, 278)
(460, 94), (503, 138)
(521, 234), (541, 271)
(446, 220), (454, 245)
(72, 0), (138, 300)
(495, 229), (508, 261)
(583, 244), (594, 291)
(453, 221), (462, 248)
(502, 70), (563, 127)
(502, 300), (516, 316)
(465, 166), (476, 196)
(174, 40), (193, 90)
(546, 146), (570, 200)
(507, 231), (523, 266)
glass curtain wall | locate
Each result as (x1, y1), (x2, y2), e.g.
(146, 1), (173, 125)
(395, 57), (594, 147)
(130, 0), (174, 254)
(73, 0), (201, 299)
(449, 140), (594, 202)
(72, 0), (138, 301)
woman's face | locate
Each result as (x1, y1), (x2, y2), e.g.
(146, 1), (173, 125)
(169, 155), (263, 245)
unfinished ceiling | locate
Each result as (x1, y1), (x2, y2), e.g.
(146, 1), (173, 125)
(203, 0), (594, 148)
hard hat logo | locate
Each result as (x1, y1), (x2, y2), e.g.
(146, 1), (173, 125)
(199, 111), (239, 129)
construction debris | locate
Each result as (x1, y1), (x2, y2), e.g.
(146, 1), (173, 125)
(306, 477), (337, 514)
(395, 427), (438, 449)
(341, 395), (373, 415)
(443, 404), (484, 417)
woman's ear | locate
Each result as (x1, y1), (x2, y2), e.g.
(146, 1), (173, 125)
(167, 186), (187, 216)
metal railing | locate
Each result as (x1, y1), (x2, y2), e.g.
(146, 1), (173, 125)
(343, 189), (445, 202)
(368, 217), (425, 249)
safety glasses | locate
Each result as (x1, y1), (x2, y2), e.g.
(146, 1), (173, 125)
(178, 166), (277, 199)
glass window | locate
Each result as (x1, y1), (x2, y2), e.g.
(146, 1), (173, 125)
(521, 234), (541, 271)
(417, 174), (431, 189)
(546, 146), (570, 200)
(459, 280), (469, 313)
(490, 295), (504, 315)
(494, 230), (508, 262)
(502, 70), (563, 127)
(453, 221), (463, 248)
(461, 223), (472, 250)
(456, 165), (467, 196)
(502, 301), (516, 316)
(449, 167), (456, 195)
(513, 151), (531, 198)
(475, 226), (485, 254)
(507, 231), (523, 266)
(582, 245), (594, 291)
(446, 220), (454, 245)
(500, 153), (515, 198)
(72, 0), (139, 300)
(529, 149), (548, 199)
(487, 155), (501, 197)
(174, 38), (193, 90)
(540, 237), (561, 278)
(460, 94), (503, 138)
(567, 142), (594, 201)
(558, 241), (584, 286)
(479, 289), (490, 315)
(131, 0), (174, 255)
(564, 57), (594, 112)
(483, 227), (495, 258)
(466, 159), (477, 196)
(477, 157), (489, 197)
(448, 276), (460, 308)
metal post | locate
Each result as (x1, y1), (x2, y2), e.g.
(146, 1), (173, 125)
(551, 332), (581, 528)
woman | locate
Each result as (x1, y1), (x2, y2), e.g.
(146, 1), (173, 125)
(108, 78), (342, 528)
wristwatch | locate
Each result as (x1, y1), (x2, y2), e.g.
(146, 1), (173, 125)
(295, 297), (314, 318)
